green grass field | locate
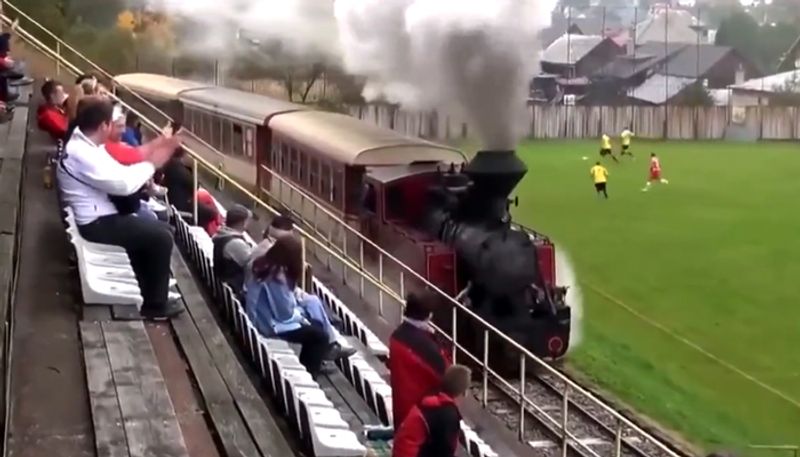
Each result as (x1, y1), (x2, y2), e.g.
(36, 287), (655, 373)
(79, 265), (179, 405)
(510, 140), (800, 452)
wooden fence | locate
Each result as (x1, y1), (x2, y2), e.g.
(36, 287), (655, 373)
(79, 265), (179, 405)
(348, 105), (800, 141)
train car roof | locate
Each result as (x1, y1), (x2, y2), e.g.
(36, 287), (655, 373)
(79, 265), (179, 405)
(269, 111), (467, 166)
(113, 73), (211, 100)
(179, 87), (307, 125)
(366, 163), (443, 184)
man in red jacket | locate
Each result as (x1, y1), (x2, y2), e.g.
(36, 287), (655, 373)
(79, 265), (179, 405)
(392, 365), (471, 457)
(37, 80), (68, 142)
(389, 291), (452, 429)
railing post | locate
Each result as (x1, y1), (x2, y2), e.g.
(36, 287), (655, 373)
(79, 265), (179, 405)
(378, 254), (384, 316)
(482, 330), (489, 407)
(56, 41), (61, 76)
(192, 158), (198, 226)
(561, 387), (570, 457)
(300, 236), (307, 291)
(614, 419), (623, 457)
(325, 220), (332, 270)
(451, 307), (458, 363)
(342, 231), (348, 285)
(519, 354), (526, 442)
(358, 241), (364, 298)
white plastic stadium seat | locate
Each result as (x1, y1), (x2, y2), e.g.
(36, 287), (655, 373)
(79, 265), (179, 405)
(64, 207), (181, 308)
(311, 278), (388, 358)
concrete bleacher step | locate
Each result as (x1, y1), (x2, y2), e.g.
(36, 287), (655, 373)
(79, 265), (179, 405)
(80, 321), (189, 457)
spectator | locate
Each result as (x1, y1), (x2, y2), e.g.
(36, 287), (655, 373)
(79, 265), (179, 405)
(196, 188), (223, 235)
(37, 79), (69, 142)
(392, 365), (471, 457)
(212, 204), (254, 293)
(244, 214), (294, 287)
(66, 75), (97, 121)
(159, 147), (219, 231)
(104, 104), (169, 222)
(57, 98), (183, 319)
(389, 291), (452, 429)
(122, 111), (143, 146)
(246, 234), (354, 377)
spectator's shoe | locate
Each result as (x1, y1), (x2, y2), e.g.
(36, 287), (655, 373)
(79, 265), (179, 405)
(140, 302), (185, 320)
(325, 342), (357, 361)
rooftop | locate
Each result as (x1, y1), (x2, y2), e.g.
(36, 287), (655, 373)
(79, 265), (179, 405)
(542, 33), (605, 65)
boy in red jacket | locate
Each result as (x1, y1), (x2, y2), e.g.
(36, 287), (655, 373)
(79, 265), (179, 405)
(392, 365), (471, 457)
(389, 291), (452, 429)
(37, 80), (68, 142)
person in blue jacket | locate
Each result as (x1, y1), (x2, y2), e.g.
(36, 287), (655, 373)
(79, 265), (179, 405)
(245, 234), (354, 376)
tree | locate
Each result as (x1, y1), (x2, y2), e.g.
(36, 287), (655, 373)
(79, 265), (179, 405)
(758, 22), (800, 71)
(680, 82), (715, 107)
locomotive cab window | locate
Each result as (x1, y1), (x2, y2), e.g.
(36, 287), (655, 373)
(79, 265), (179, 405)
(384, 184), (404, 221)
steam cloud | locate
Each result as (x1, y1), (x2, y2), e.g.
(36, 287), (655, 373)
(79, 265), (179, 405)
(148, 0), (556, 149)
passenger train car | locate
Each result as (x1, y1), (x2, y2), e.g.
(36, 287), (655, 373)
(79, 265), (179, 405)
(113, 73), (572, 364)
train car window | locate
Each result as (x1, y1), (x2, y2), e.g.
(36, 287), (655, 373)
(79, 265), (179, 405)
(202, 112), (211, 142)
(332, 167), (341, 205)
(245, 128), (254, 159)
(222, 119), (233, 155)
(280, 143), (289, 173)
(299, 151), (307, 182)
(212, 117), (221, 150)
(321, 163), (331, 202)
(233, 124), (244, 157)
(290, 148), (299, 179)
(309, 157), (319, 193)
(270, 142), (279, 170)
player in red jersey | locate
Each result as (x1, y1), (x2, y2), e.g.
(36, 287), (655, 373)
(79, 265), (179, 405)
(643, 152), (669, 191)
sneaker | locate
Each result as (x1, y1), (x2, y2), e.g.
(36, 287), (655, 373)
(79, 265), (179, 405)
(140, 301), (185, 320)
(325, 342), (357, 361)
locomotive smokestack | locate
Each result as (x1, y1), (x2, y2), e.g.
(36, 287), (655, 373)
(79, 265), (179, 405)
(462, 150), (528, 225)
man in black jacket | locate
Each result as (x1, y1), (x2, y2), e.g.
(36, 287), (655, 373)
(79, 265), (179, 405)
(211, 204), (253, 293)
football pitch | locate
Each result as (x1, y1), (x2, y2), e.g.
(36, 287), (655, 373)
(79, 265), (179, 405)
(511, 140), (800, 452)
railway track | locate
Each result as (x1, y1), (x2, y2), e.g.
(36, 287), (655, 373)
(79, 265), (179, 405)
(472, 368), (689, 457)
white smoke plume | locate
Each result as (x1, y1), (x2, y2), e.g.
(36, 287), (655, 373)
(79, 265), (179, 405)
(555, 248), (583, 351)
(148, 0), (556, 148)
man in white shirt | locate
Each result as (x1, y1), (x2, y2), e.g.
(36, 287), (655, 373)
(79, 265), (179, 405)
(58, 98), (183, 319)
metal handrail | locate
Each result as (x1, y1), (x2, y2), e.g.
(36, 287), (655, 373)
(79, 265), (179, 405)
(5, 11), (684, 457)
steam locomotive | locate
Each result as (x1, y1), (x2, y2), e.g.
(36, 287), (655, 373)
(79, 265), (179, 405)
(422, 150), (571, 361)
(112, 73), (572, 365)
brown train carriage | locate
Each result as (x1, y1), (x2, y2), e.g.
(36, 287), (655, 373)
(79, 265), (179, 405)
(112, 73), (208, 128)
(178, 87), (308, 189)
(265, 110), (467, 296)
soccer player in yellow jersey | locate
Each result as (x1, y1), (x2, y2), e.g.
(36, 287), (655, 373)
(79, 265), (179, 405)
(620, 127), (634, 158)
(590, 161), (609, 199)
(599, 133), (618, 163)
